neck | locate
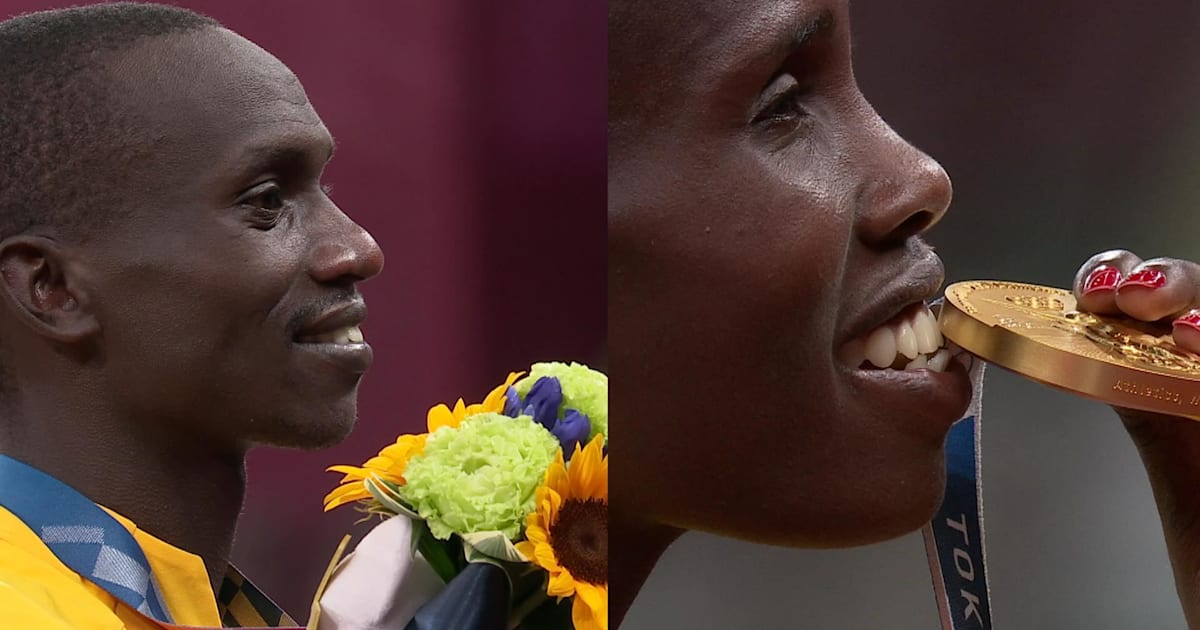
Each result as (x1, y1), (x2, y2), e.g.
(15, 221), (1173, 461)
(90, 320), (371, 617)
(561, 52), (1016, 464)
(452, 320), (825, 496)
(609, 512), (683, 628)
(0, 395), (247, 594)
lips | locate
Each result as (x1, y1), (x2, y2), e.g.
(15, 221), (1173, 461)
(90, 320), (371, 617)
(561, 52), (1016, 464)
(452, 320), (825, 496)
(292, 299), (373, 375)
(839, 303), (951, 371)
(294, 301), (368, 345)
(298, 325), (364, 345)
(838, 250), (946, 368)
(832, 250), (973, 434)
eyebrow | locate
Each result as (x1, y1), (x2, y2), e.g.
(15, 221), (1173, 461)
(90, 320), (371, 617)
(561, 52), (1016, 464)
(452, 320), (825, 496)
(782, 9), (835, 58)
(768, 8), (835, 63)
(714, 6), (837, 84)
(745, 9), (836, 98)
(232, 134), (336, 176)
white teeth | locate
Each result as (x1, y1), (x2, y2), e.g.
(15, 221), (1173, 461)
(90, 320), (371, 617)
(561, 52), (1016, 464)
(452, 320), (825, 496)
(926, 348), (951, 372)
(895, 320), (918, 360)
(904, 355), (928, 371)
(865, 326), (898, 368)
(846, 304), (949, 371)
(912, 308), (940, 354)
(307, 325), (364, 345)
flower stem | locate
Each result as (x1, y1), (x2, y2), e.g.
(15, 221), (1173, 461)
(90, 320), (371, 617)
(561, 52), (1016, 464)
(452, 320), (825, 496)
(416, 523), (460, 583)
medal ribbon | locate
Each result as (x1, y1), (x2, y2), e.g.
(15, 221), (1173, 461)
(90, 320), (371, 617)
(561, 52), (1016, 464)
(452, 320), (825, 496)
(922, 354), (993, 629)
(0, 455), (300, 629)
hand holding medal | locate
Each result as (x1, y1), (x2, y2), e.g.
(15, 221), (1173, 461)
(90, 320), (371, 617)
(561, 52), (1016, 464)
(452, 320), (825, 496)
(940, 249), (1200, 628)
(940, 254), (1200, 418)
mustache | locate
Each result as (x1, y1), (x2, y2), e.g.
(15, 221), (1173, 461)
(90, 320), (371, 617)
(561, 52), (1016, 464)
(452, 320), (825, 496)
(286, 291), (362, 336)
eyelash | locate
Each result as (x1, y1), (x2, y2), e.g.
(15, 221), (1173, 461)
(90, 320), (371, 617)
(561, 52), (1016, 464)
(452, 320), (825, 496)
(237, 180), (334, 230)
(239, 182), (289, 229)
(755, 85), (810, 126)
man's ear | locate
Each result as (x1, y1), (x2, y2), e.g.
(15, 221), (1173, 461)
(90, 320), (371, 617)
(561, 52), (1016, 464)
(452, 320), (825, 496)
(0, 235), (100, 343)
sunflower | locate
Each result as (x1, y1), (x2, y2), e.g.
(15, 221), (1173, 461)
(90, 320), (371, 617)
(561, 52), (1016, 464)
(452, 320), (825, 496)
(323, 372), (525, 512)
(322, 433), (427, 511)
(426, 371), (524, 431)
(516, 436), (608, 630)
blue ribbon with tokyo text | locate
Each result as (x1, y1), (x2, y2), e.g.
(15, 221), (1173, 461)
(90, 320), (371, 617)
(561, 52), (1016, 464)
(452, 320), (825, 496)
(922, 348), (993, 630)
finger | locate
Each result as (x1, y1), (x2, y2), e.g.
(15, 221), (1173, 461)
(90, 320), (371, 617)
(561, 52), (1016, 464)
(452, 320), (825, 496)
(1073, 249), (1142, 315)
(1114, 257), (1200, 322)
(1173, 309), (1200, 355)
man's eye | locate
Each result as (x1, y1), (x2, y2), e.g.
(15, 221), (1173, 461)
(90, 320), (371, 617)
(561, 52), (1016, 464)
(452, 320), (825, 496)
(237, 182), (288, 228)
(754, 86), (808, 126)
(245, 185), (284, 210)
(751, 69), (816, 131)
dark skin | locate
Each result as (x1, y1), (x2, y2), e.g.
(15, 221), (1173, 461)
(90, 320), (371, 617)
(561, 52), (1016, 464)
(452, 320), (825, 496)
(0, 27), (384, 593)
(611, 0), (1200, 627)
(1073, 251), (1200, 629)
(610, 0), (968, 623)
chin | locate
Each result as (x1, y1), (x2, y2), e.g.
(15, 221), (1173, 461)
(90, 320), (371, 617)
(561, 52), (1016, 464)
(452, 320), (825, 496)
(822, 467), (948, 548)
(833, 483), (946, 547)
(252, 404), (359, 450)
(826, 457), (949, 547)
(694, 453), (949, 550)
(743, 494), (946, 550)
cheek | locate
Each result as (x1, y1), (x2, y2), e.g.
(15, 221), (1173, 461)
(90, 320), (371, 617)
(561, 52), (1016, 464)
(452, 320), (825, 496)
(611, 152), (858, 518)
(613, 148), (853, 382)
(98, 237), (299, 381)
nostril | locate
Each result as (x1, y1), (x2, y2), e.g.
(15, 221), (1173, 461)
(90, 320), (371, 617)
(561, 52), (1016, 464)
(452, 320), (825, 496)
(872, 210), (937, 247)
(897, 210), (935, 238)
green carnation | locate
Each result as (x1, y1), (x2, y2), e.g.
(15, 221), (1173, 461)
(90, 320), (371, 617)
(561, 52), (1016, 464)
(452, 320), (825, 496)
(399, 412), (559, 540)
(515, 362), (608, 443)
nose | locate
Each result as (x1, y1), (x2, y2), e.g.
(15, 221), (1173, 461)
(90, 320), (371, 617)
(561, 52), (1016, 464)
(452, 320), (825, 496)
(308, 205), (385, 286)
(854, 114), (952, 248)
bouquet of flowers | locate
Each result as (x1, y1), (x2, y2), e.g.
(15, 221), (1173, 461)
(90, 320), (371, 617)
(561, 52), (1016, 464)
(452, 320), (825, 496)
(321, 362), (608, 630)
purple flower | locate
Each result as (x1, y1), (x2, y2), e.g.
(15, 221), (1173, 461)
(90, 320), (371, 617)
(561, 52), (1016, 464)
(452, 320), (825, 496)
(503, 386), (522, 418)
(551, 409), (592, 457)
(521, 377), (563, 431)
(503, 376), (592, 457)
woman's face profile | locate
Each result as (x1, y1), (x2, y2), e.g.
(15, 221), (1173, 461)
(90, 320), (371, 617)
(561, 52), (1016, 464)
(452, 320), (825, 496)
(609, 0), (972, 546)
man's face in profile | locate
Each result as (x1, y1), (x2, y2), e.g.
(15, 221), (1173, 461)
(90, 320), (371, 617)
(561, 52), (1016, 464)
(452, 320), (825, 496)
(85, 26), (384, 450)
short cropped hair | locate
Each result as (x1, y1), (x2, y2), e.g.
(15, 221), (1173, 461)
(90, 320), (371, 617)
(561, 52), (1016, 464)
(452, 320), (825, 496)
(0, 3), (218, 241)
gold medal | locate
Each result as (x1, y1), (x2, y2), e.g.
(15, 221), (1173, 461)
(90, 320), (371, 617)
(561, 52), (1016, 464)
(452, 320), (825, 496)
(939, 280), (1200, 419)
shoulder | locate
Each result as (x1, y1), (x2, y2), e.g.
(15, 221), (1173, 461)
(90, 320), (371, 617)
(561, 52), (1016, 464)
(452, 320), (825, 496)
(0, 508), (128, 630)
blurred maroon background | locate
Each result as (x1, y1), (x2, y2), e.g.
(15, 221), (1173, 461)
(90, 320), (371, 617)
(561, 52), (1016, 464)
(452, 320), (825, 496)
(0, 0), (606, 618)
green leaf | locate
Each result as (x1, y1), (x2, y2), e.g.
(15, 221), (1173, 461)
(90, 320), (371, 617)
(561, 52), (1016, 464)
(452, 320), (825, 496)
(462, 530), (531, 564)
(363, 476), (423, 521)
(415, 521), (461, 584)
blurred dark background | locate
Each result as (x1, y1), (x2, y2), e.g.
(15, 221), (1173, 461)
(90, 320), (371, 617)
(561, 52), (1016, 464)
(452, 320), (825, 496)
(626, 2), (1200, 629)
(0, 0), (605, 619)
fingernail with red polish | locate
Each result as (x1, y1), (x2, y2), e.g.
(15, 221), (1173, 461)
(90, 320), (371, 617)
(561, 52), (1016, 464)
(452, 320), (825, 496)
(1083, 265), (1122, 295)
(1174, 310), (1200, 331)
(1119, 268), (1166, 290)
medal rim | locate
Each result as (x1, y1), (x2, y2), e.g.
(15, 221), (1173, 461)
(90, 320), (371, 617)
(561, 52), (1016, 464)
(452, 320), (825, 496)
(940, 280), (1200, 420)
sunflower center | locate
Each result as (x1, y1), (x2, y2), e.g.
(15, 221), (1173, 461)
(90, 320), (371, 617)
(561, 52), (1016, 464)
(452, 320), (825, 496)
(549, 497), (607, 585)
